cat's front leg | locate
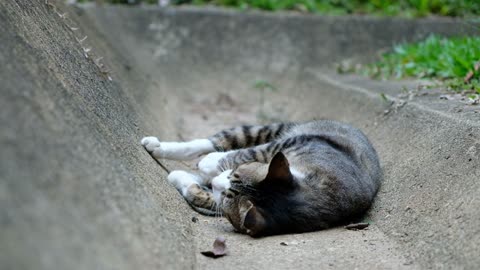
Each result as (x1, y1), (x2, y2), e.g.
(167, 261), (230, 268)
(167, 170), (219, 215)
(197, 151), (235, 178)
(141, 136), (215, 160)
(167, 170), (203, 197)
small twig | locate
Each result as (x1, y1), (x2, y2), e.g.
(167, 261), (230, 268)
(464, 61), (480, 83)
(56, 11), (68, 19)
(45, 0), (56, 9)
(464, 70), (474, 83)
(76, 36), (88, 43)
(345, 222), (370, 230)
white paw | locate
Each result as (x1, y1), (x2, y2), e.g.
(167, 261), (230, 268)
(198, 152), (230, 177)
(141, 136), (171, 160)
(212, 170), (232, 205)
(141, 136), (161, 152)
(141, 137), (215, 161)
(167, 170), (202, 196)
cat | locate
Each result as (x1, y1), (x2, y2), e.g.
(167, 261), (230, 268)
(141, 120), (381, 237)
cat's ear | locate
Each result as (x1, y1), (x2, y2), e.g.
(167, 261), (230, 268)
(241, 200), (266, 236)
(265, 152), (293, 186)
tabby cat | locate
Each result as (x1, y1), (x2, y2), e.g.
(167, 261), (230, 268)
(141, 120), (381, 237)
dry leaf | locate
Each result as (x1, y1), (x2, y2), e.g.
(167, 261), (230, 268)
(201, 236), (227, 259)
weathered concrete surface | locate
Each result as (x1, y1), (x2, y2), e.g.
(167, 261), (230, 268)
(2, 3), (479, 270)
(82, 6), (479, 270)
(82, 5), (480, 75)
(0, 2), (195, 270)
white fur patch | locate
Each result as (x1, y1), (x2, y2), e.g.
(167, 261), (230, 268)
(198, 151), (233, 177)
(141, 137), (215, 160)
(167, 170), (202, 197)
(211, 169), (232, 205)
(290, 167), (306, 181)
(141, 136), (161, 152)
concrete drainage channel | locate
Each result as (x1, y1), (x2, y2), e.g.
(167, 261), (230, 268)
(1, 1), (479, 269)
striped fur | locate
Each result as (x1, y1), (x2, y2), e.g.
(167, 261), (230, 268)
(209, 123), (294, 151)
(146, 120), (382, 236)
(211, 121), (381, 236)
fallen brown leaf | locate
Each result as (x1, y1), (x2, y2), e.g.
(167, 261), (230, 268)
(201, 236), (227, 259)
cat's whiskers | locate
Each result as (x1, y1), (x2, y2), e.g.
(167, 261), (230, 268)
(208, 199), (216, 216)
(218, 207), (225, 229)
(214, 203), (221, 228)
(211, 197), (228, 231)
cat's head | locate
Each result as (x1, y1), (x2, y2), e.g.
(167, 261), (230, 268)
(220, 152), (299, 237)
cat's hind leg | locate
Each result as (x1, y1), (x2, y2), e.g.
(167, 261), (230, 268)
(141, 123), (294, 160)
(141, 136), (215, 160)
(209, 122), (294, 151)
(167, 170), (220, 216)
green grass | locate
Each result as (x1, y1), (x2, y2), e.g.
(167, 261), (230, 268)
(78, 0), (480, 17)
(359, 35), (480, 93)
(191, 0), (480, 17)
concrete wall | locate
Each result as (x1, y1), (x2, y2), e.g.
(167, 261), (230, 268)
(0, 2), (195, 270)
(84, 6), (479, 74)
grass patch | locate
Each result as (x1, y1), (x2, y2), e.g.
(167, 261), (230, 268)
(190, 0), (480, 17)
(356, 35), (480, 94)
(77, 0), (480, 17)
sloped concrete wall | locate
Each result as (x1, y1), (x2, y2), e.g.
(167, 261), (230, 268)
(83, 6), (479, 75)
(0, 2), (195, 270)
